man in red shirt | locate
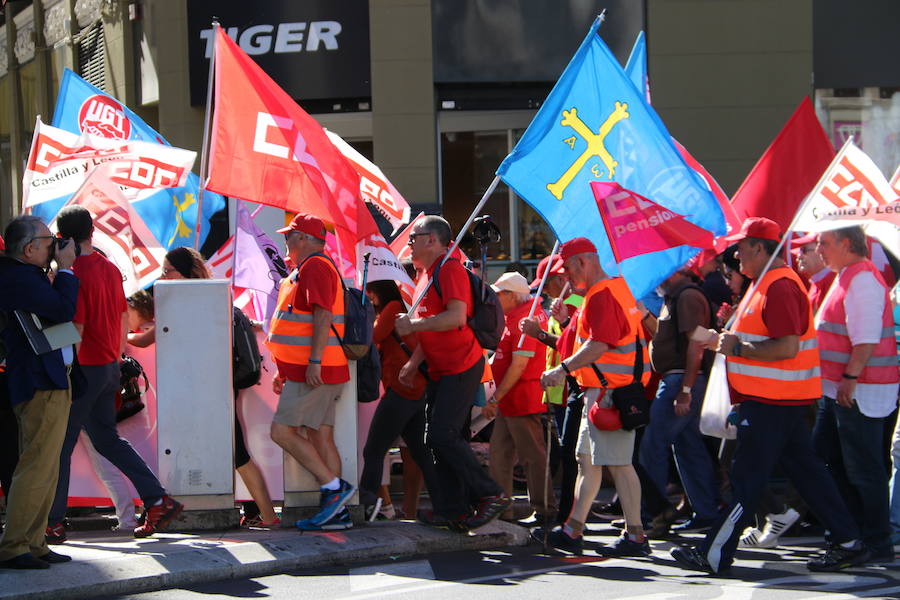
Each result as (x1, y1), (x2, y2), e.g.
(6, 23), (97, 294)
(484, 272), (556, 526)
(268, 213), (355, 530)
(395, 215), (509, 531)
(48, 206), (182, 542)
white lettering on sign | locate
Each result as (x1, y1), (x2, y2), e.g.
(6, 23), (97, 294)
(252, 112), (321, 170)
(604, 189), (653, 218)
(200, 21), (342, 58)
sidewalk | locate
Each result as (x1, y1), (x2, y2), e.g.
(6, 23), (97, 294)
(0, 519), (530, 600)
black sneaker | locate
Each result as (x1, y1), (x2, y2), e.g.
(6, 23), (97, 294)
(364, 497), (383, 524)
(670, 545), (717, 574)
(807, 542), (871, 572)
(591, 499), (622, 521)
(416, 509), (470, 533)
(596, 532), (651, 557)
(466, 494), (512, 529)
(532, 525), (583, 555)
(670, 516), (717, 534)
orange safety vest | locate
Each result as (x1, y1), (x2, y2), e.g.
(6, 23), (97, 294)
(573, 277), (651, 389)
(727, 266), (821, 400)
(816, 260), (899, 385)
(266, 255), (347, 368)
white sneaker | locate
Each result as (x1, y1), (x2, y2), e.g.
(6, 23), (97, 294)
(739, 526), (766, 548)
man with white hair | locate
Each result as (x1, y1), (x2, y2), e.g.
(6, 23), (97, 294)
(483, 272), (556, 526)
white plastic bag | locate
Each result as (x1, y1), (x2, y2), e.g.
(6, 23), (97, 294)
(699, 353), (736, 440)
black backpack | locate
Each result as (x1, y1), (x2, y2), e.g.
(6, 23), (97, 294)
(668, 284), (717, 374)
(356, 343), (382, 403)
(433, 260), (505, 351)
(305, 253), (375, 360)
(233, 306), (263, 389)
(116, 355), (148, 422)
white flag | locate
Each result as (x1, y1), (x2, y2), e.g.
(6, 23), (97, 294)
(890, 165), (900, 196)
(50, 165), (167, 296)
(326, 129), (411, 234)
(358, 231), (416, 307)
(23, 118), (196, 209)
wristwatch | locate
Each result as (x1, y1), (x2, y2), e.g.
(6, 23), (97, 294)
(538, 330), (548, 342)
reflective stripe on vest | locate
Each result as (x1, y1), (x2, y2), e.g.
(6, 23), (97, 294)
(265, 255), (347, 368)
(726, 267), (822, 400)
(573, 277), (652, 389)
(815, 259), (899, 385)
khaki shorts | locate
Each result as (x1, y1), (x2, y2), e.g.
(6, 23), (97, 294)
(576, 387), (635, 466)
(273, 380), (345, 429)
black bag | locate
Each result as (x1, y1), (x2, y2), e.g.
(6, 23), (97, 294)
(356, 343), (382, 403)
(233, 306), (263, 389)
(591, 334), (650, 431)
(117, 355), (148, 423)
(306, 253), (375, 360)
(433, 260), (505, 351)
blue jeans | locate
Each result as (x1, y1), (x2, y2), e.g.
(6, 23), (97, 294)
(49, 362), (166, 524)
(639, 372), (718, 520)
(812, 396), (892, 552)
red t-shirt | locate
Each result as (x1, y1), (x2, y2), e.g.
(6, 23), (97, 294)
(492, 302), (548, 416)
(374, 300), (426, 401)
(72, 252), (127, 365)
(274, 256), (350, 385)
(582, 288), (630, 347)
(731, 277), (814, 406)
(557, 308), (581, 359)
(415, 257), (482, 377)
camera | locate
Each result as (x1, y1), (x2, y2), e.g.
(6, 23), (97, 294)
(50, 237), (81, 260)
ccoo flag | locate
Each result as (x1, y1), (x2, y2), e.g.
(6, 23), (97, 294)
(41, 69), (225, 250)
(593, 182), (714, 262)
(496, 20), (725, 299)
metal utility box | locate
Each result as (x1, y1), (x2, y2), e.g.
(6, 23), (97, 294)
(155, 279), (234, 510)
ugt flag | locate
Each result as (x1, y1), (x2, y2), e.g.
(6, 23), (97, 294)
(497, 20), (725, 299)
(46, 68), (225, 249)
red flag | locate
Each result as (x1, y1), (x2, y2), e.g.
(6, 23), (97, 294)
(207, 28), (375, 243)
(592, 182), (714, 263)
(731, 97), (835, 231)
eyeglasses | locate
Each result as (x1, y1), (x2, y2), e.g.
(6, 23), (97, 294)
(28, 235), (54, 245)
(407, 232), (431, 245)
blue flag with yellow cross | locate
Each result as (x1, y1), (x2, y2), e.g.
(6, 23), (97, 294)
(497, 20), (725, 299)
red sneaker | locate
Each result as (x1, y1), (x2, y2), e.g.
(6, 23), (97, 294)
(45, 522), (67, 545)
(134, 496), (184, 538)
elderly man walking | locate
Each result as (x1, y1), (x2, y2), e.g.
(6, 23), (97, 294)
(484, 272), (557, 526)
(671, 217), (869, 574)
(813, 226), (898, 563)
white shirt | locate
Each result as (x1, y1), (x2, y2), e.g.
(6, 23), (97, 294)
(819, 269), (899, 417)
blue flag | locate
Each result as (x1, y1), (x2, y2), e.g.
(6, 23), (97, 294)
(624, 31), (650, 103)
(497, 22), (725, 299)
(31, 68), (225, 250)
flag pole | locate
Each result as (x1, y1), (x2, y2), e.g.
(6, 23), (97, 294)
(517, 239), (560, 348)
(407, 174), (501, 314)
(726, 136), (854, 329)
(194, 18), (219, 250)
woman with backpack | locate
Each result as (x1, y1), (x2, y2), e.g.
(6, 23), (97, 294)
(155, 247), (279, 528)
(359, 280), (443, 522)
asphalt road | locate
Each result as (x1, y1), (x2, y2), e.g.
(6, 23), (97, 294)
(107, 528), (900, 600)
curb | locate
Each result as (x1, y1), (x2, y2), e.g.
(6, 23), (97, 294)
(0, 521), (530, 600)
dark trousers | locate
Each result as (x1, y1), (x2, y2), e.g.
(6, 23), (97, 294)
(49, 362), (165, 524)
(425, 357), (502, 516)
(698, 401), (859, 572)
(359, 388), (446, 513)
(0, 371), (18, 498)
(556, 393), (583, 524)
(813, 396), (892, 552)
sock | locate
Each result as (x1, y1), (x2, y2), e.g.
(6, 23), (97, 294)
(152, 498), (163, 507)
(627, 531), (645, 543)
(563, 522), (583, 539)
(321, 477), (341, 491)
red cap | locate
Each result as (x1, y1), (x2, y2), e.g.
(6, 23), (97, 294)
(531, 254), (565, 287)
(724, 217), (781, 243)
(560, 237), (598, 262)
(791, 232), (818, 249)
(276, 213), (328, 240)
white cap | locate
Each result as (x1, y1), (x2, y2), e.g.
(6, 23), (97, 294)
(491, 272), (531, 295)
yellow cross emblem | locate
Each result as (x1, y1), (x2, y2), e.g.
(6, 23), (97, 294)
(167, 192), (196, 246)
(547, 101), (630, 200)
